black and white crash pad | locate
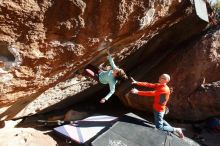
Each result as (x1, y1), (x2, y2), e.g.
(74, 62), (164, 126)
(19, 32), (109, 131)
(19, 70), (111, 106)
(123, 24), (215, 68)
(54, 115), (117, 144)
(54, 113), (200, 146)
(92, 113), (200, 146)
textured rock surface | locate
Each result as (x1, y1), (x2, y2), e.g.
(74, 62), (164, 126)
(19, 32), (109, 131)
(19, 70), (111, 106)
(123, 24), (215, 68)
(122, 28), (220, 121)
(168, 29), (220, 121)
(0, 0), (216, 121)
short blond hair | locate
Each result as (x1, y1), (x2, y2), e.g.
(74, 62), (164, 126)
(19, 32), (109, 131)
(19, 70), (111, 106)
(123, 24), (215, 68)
(161, 74), (170, 82)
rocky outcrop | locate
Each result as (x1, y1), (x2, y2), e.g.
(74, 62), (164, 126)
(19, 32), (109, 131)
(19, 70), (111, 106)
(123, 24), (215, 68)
(168, 29), (220, 121)
(120, 28), (220, 121)
(0, 0), (214, 120)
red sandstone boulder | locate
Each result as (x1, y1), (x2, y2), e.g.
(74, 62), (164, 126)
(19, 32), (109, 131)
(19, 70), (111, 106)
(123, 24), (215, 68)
(0, 0), (216, 121)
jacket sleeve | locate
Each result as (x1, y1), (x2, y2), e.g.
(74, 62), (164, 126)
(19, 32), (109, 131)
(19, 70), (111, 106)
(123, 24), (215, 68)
(136, 82), (157, 88)
(107, 55), (119, 70)
(104, 81), (116, 101)
(137, 91), (156, 97)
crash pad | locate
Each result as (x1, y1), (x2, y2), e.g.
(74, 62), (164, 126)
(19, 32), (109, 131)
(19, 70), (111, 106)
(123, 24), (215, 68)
(92, 113), (200, 146)
(54, 115), (117, 144)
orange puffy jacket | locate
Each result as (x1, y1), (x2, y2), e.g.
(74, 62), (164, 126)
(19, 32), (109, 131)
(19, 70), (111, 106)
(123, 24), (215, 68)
(136, 82), (170, 112)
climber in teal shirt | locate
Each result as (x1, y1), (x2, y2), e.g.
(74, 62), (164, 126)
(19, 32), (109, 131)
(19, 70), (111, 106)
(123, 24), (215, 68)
(85, 50), (128, 103)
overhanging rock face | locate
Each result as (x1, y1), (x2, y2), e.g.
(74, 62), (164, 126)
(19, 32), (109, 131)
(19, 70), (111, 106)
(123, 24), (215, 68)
(0, 0), (211, 120)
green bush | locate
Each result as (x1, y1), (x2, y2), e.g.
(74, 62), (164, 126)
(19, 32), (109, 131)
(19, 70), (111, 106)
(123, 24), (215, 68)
(212, 1), (220, 23)
(213, 1), (220, 9)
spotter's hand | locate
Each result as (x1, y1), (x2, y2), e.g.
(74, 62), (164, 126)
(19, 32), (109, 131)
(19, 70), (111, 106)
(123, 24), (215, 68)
(131, 88), (138, 94)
